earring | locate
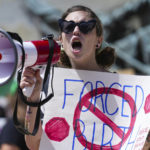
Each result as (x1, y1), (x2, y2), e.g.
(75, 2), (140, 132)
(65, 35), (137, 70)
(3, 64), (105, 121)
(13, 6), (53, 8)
(61, 44), (64, 51)
(96, 43), (101, 48)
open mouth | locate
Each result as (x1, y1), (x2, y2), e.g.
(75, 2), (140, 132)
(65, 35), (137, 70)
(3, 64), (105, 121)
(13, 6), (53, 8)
(72, 40), (82, 51)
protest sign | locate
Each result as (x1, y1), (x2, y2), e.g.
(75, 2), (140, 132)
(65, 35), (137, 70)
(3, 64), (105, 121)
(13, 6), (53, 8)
(39, 67), (150, 150)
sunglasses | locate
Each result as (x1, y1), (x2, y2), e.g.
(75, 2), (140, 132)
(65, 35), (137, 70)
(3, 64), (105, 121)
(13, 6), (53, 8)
(58, 19), (96, 34)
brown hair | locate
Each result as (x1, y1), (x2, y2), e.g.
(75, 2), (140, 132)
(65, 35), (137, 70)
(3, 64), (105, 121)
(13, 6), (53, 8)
(58, 5), (116, 69)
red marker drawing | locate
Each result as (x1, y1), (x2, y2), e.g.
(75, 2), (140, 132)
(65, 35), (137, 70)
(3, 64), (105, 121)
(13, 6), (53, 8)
(45, 117), (70, 142)
(144, 94), (150, 114)
(0, 52), (2, 60)
(73, 87), (137, 149)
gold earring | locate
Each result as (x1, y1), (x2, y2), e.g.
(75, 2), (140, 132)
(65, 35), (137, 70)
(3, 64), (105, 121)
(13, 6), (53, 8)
(61, 44), (64, 51)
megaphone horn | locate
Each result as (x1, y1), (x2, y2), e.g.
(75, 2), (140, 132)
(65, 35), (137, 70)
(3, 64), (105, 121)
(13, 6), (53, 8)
(0, 29), (18, 89)
(0, 29), (61, 97)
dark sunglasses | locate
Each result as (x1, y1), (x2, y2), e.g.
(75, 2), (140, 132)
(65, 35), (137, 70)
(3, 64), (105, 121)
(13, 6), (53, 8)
(58, 19), (96, 34)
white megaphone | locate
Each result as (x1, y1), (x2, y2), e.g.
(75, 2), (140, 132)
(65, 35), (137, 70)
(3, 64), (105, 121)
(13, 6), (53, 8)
(0, 28), (60, 97)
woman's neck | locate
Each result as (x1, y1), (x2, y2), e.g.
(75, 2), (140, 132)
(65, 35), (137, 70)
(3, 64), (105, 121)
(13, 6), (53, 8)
(70, 58), (108, 72)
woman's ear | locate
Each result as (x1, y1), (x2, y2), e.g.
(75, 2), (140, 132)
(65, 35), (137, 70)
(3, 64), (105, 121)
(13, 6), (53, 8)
(58, 35), (64, 50)
(58, 35), (62, 42)
(96, 36), (103, 49)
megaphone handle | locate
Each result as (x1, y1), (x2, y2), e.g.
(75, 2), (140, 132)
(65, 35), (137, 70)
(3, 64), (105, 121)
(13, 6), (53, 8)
(23, 78), (36, 97)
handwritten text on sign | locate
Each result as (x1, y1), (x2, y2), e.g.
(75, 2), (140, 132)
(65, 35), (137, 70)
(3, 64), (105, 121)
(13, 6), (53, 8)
(40, 67), (150, 150)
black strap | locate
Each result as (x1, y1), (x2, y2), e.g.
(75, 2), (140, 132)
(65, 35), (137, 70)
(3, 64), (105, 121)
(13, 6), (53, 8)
(13, 93), (41, 135)
(7, 32), (25, 73)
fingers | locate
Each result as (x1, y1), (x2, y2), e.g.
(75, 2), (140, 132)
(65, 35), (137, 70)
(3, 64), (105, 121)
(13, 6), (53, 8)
(23, 67), (36, 78)
(21, 76), (35, 88)
(20, 67), (42, 89)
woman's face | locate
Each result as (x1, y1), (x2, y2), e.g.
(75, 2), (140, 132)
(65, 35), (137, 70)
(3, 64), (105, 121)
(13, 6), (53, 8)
(60, 11), (102, 66)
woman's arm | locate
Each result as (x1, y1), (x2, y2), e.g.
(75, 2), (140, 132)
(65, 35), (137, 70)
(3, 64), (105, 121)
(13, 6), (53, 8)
(20, 67), (43, 150)
(25, 106), (42, 150)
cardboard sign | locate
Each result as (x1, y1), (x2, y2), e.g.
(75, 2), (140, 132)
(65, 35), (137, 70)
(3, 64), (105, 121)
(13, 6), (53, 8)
(39, 67), (150, 150)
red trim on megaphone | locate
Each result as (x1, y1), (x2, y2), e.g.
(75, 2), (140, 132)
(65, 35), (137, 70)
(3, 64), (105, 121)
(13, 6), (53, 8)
(31, 40), (60, 66)
(0, 52), (2, 60)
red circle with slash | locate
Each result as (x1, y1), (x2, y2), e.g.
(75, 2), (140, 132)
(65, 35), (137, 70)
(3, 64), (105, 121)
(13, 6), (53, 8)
(73, 87), (137, 150)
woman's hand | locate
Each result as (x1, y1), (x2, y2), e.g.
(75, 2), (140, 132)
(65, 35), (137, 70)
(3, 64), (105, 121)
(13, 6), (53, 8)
(20, 67), (43, 102)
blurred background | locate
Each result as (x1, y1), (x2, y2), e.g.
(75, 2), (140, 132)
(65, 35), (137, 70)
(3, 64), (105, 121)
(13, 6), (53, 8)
(1, 0), (150, 75)
(0, 0), (150, 149)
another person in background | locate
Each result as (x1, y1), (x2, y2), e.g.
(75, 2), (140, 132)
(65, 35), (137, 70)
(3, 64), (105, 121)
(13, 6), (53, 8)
(0, 119), (29, 150)
(0, 80), (29, 150)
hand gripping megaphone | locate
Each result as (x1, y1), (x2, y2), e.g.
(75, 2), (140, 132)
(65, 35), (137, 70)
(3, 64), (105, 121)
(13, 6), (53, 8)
(0, 28), (60, 97)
